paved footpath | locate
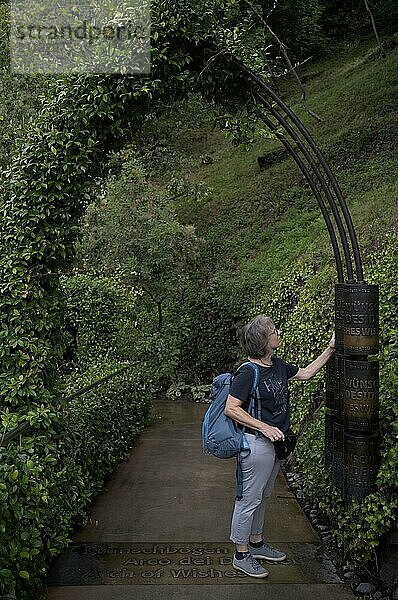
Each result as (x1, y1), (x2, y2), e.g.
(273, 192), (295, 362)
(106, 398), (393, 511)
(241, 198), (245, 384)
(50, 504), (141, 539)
(41, 398), (355, 600)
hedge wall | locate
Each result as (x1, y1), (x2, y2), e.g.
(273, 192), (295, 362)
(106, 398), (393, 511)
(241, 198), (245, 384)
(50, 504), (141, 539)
(0, 261), (162, 599)
(0, 364), (154, 600)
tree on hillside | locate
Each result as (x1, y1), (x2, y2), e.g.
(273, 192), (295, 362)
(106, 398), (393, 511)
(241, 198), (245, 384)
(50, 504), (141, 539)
(77, 149), (200, 332)
(243, 0), (324, 122)
(363, 0), (386, 57)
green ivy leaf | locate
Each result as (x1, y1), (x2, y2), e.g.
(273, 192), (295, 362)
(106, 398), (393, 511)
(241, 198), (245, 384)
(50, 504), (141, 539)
(18, 570), (29, 579)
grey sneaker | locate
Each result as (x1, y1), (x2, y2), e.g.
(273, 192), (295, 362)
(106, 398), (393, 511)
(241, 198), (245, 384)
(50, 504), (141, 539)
(232, 553), (269, 578)
(249, 541), (287, 562)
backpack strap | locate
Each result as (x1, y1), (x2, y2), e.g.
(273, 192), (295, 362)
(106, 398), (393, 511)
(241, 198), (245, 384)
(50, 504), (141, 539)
(236, 361), (260, 433)
(234, 362), (262, 501)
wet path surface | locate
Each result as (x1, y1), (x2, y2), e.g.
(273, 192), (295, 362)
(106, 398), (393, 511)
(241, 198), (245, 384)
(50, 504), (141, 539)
(41, 399), (355, 599)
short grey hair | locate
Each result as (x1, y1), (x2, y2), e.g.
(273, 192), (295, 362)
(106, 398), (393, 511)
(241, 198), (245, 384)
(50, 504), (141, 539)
(238, 315), (275, 358)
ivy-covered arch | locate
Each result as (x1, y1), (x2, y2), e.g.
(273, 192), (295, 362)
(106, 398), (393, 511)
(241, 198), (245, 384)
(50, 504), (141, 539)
(0, 55), (363, 414)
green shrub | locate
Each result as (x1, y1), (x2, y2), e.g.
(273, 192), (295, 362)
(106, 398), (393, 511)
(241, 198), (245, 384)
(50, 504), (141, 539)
(0, 364), (153, 600)
(60, 273), (142, 366)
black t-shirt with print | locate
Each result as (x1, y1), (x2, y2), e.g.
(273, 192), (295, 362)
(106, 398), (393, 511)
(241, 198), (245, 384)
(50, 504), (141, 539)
(229, 356), (299, 432)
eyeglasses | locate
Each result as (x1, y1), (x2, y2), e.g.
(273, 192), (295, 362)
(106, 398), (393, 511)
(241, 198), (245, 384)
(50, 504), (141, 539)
(271, 327), (281, 336)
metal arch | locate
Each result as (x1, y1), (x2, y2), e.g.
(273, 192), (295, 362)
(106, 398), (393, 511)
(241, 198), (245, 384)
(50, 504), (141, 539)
(223, 53), (364, 283)
(254, 91), (349, 282)
(255, 95), (353, 281)
(257, 110), (344, 282)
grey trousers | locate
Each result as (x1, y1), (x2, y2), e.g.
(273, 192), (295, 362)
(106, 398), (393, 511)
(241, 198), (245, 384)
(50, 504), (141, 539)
(229, 432), (281, 544)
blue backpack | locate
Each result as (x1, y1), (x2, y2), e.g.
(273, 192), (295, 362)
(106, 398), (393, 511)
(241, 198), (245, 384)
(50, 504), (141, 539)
(201, 361), (261, 499)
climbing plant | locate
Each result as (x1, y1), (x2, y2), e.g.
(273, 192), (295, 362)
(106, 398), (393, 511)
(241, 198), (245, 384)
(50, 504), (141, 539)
(0, 0), (277, 419)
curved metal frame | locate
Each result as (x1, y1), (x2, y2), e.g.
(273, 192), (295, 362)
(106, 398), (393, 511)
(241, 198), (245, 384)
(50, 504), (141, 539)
(221, 53), (364, 283)
(257, 109), (345, 282)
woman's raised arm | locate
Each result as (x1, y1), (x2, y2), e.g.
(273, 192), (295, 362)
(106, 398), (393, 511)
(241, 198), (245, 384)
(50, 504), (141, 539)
(289, 333), (335, 381)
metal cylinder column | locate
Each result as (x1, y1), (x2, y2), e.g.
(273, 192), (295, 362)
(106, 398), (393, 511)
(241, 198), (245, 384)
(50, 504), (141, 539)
(335, 283), (380, 502)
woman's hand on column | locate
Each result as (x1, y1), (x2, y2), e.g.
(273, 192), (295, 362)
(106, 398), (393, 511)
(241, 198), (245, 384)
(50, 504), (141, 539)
(328, 332), (335, 349)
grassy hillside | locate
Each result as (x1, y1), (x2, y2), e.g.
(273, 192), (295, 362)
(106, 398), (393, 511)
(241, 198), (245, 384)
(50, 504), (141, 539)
(155, 37), (398, 283)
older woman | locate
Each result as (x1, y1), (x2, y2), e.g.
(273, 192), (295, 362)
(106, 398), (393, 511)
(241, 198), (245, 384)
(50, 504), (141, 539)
(224, 314), (335, 578)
